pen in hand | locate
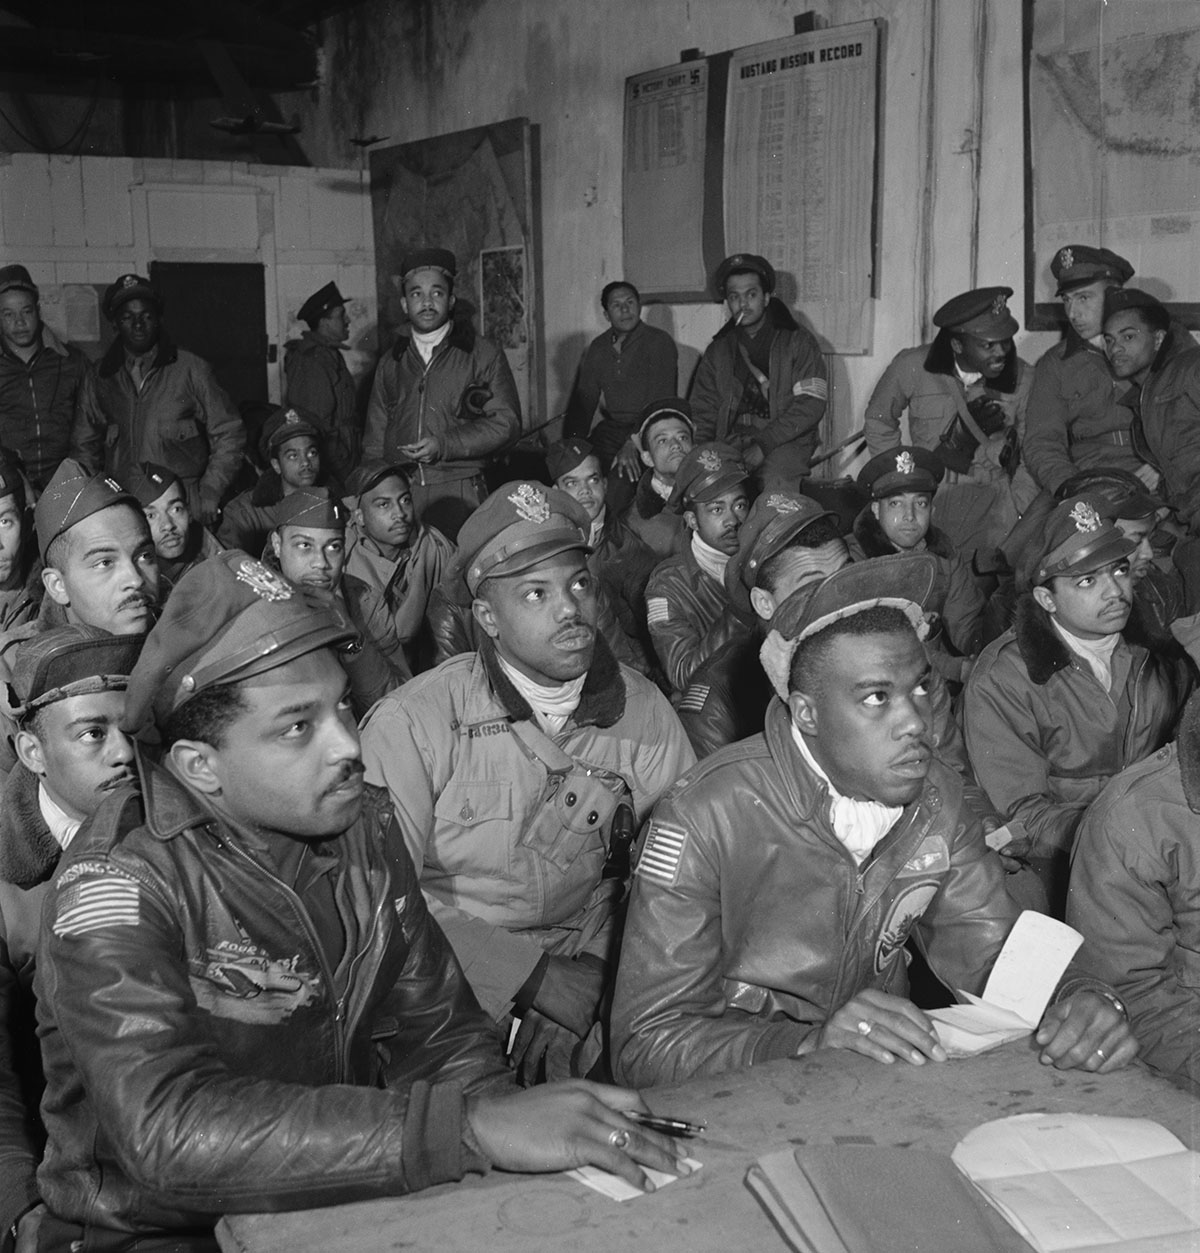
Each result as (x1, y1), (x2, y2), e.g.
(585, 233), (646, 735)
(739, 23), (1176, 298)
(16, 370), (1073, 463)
(627, 1112), (707, 1138)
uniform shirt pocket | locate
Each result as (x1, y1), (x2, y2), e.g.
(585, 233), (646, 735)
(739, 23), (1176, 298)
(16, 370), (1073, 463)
(433, 781), (514, 875)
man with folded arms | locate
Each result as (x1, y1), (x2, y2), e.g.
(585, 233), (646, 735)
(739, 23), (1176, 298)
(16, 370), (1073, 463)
(0, 626), (142, 1253)
(33, 551), (688, 1251)
(612, 556), (1135, 1086)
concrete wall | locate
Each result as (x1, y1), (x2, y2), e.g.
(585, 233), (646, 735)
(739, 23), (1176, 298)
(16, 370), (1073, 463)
(0, 153), (377, 402)
(290, 0), (1060, 463)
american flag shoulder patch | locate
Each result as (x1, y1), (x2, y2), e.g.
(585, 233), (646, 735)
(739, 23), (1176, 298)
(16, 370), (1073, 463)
(793, 376), (828, 400)
(53, 869), (141, 938)
(635, 822), (689, 887)
(678, 684), (710, 714)
(647, 596), (670, 625)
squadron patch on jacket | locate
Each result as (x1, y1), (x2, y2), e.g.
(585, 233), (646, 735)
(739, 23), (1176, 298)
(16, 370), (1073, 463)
(874, 878), (940, 974)
(53, 869), (141, 937)
(635, 821), (689, 887)
(647, 597), (670, 625)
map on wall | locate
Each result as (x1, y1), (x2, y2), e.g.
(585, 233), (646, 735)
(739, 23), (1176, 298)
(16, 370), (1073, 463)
(622, 21), (881, 353)
(1029, 0), (1200, 326)
(369, 119), (541, 428)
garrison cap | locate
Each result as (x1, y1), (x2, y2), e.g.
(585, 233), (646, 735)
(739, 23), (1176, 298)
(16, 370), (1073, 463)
(545, 437), (598, 483)
(457, 482), (591, 595)
(1032, 496), (1137, 586)
(637, 397), (694, 445)
(759, 553), (936, 701)
(932, 286), (1018, 339)
(1103, 287), (1168, 325)
(1051, 245), (1134, 295)
(275, 486), (349, 531)
(724, 489), (839, 615)
(121, 549), (357, 731)
(261, 405), (322, 457)
(10, 625), (143, 721)
(103, 273), (161, 321)
(713, 253), (775, 299)
(124, 462), (180, 509)
(399, 247), (457, 283)
(36, 459), (141, 562)
(0, 265), (37, 298)
(668, 442), (749, 511)
(346, 459), (411, 501)
(857, 446), (944, 500)
(297, 281), (346, 327)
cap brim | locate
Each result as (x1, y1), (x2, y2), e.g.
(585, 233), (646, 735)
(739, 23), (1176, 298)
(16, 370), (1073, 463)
(1039, 531), (1138, 582)
(473, 535), (593, 590)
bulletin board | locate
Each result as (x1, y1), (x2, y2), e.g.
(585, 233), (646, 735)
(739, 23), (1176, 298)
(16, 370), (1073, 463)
(1026, 0), (1200, 330)
(622, 20), (882, 354)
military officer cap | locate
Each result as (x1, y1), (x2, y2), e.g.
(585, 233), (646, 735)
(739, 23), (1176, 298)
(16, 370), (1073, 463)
(1102, 287), (1169, 329)
(668, 442), (749, 512)
(724, 489), (838, 615)
(1031, 496), (1137, 586)
(261, 405), (322, 457)
(124, 462), (181, 509)
(713, 253), (776, 300)
(36, 459), (141, 562)
(297, 281), (347, 328)
(857, 446), (945, 500)
(399, 247), (457, 283)
(1051, 245), (1134, 295)
(1058, 468), (1162, 522)
(457, 481), (591, 595)
(637, 398), (694, 445)
(346, 459), (410, 501)
(759, 553), (937, 701)
(121, 548), (357, 731)
(10, 624), (144, 722)
(102, 273), (161, 321)
(0, 264), (38, 298)
(545, 437), (597, 483)
(275, 486), (349, 532)
(932, 286), (1018, 339)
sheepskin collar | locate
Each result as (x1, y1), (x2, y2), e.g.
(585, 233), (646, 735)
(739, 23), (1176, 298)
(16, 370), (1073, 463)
(852, 505), (953, 560)
(479, 632), (626, 729)
(0, 764), (60, 889)
(1012, 592), (1161, 686)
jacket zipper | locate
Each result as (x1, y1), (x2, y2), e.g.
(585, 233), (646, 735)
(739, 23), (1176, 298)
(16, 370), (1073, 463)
(225, 839), (357, 1079)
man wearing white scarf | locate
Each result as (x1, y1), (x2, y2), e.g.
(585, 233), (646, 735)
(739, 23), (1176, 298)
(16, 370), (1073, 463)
(644, 441), (752, 697)
(362, 481), (693, 1086)
(612, 555), (1137, 1088)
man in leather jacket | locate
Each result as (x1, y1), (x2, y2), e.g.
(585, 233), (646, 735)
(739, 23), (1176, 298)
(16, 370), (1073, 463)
(34, 550), (687, 1250)
(612, 557), (1136, 1087)
(361, 483), (693, 1085)
(0, 626), (142, 1253)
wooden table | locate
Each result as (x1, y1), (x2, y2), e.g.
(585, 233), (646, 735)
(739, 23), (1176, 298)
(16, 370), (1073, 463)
(217, 1045), (1200, 1252)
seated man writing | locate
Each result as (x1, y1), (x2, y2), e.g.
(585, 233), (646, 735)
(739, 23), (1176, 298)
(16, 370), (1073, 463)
(33, 551), (687, 1251)
(612, 556), (1134, 1086)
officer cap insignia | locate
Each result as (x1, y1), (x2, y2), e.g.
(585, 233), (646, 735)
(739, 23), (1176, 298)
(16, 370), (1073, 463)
(1069, 500), (1102, 534)
(990, 293), (1008, 316)
(508, 483), (551, 524)
(767, 492), (801, 513)
(284, 409), (301, 425)
(104, 478), (123, 493)
(235, 558), (294, 602)
(895, 451), (916, 476)
(699, 448), (721, 472)
(1059, 247), (1074, 270)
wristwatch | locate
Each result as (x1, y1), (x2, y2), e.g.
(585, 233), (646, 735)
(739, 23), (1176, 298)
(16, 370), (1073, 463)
(1096, 989), (1128, 1019)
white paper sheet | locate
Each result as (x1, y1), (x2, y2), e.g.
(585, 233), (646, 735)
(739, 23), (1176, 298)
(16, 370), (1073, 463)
(953, 1114), (1200, 1252)
(566, 1157), (702, 1202)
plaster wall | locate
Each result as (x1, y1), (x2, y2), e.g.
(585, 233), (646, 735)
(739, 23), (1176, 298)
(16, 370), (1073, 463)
(295, 0), (1060, 460)
(0, 153), (377, 402)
